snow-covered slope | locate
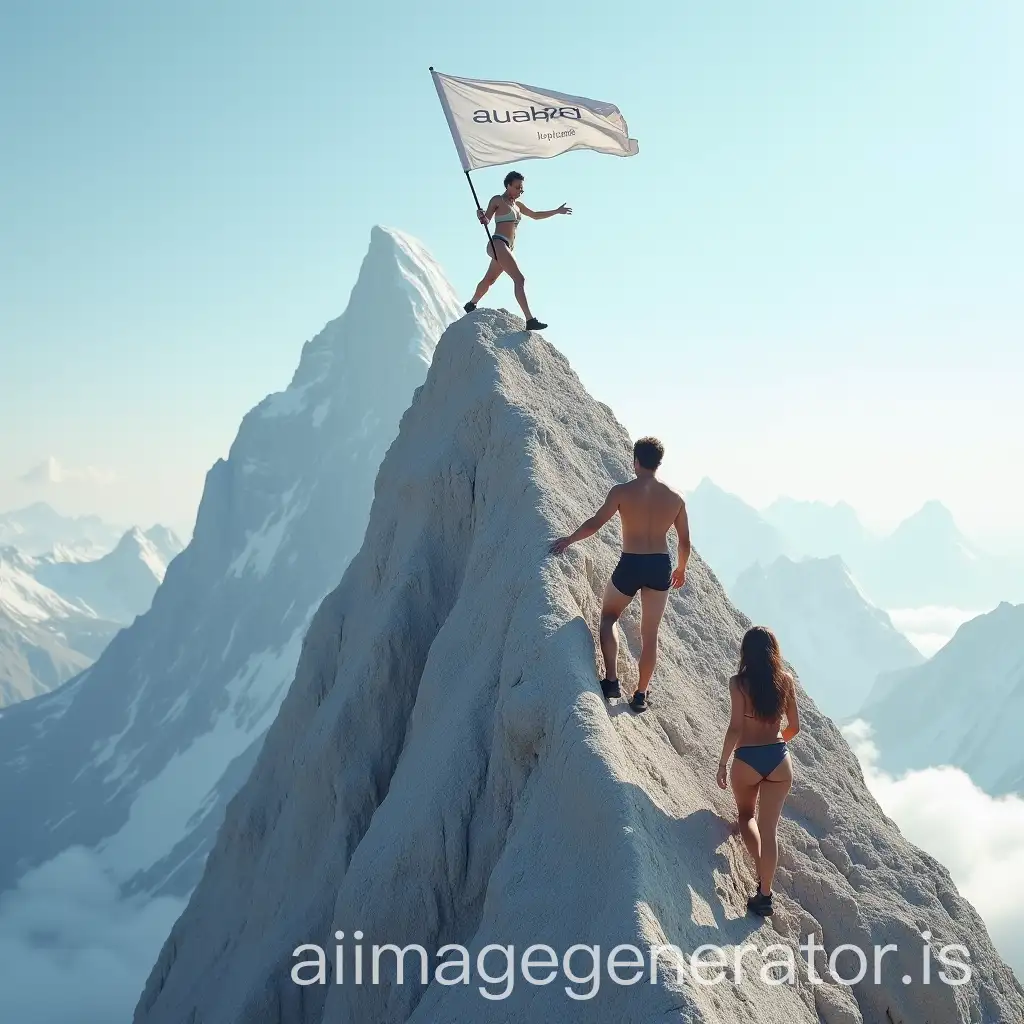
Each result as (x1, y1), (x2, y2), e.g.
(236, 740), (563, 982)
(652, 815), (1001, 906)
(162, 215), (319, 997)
(142, 525), (185, 567)
(860, 601), (1024, 795)
(0, 615), (92, 707)
(0, 548), (86, 623)
(0, 503), (123, 558)
(0, 226), (460, 901)
(34, 525), (183, 625)
(685, 478), (788, 587)
(0, 523), (183, 705)
(135, 310), (1022, 1024)
(731, 555), (923, 720)
(0, 548), (120, 706)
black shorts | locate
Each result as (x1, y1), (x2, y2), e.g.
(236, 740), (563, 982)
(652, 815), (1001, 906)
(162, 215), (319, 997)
(611, 552), (672, 597)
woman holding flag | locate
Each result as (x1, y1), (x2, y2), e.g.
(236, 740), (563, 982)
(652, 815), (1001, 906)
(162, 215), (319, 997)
(429, 68), (637, 333)
(463, 170), (571, 331)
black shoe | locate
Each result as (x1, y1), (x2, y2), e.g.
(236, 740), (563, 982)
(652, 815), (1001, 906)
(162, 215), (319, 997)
(629, 690), (650, 712)
(464, 301), (477, 313)
(600, 678), (621, 700)
(747, 890), (774, 917)
(525, 317), (547, 331)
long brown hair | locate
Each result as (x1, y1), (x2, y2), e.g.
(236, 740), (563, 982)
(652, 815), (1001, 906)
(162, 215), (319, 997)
(737, 625), (792, 721)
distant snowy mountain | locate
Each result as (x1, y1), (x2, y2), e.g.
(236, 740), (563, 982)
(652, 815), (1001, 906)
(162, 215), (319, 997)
(142, 525), (185, 566)
(732, 555), (923, 719)
(0, 226), (460, 903)
(34, 525), (183, 624)
(0, 548), (120, 706)
(0, 525), (183, 705)
(685, 479), (788, 587)
(759, 494), (1022, 610)
(859, 500), (1012, 608)
(859, 601), (1024, 795)
(0, 502), (123, 558)
(762, 496), (872, 566)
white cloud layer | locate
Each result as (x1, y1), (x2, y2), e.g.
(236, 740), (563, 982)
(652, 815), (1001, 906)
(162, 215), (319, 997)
(844, 719), (1024, 980)
(886, 606), (988, 657)
(0, 847), (185, 1024)
(19, 456), (117, 487)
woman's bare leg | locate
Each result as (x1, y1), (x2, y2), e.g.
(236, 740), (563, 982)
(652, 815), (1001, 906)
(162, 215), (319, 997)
(753, 755), (793, 895)
(471, 259), (503, 305)
(730, 759), (762, 872)
(490, 242), (533, 321)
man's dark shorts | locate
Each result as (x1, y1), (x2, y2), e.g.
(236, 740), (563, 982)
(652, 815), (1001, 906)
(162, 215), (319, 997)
(611, 552), (672, 597)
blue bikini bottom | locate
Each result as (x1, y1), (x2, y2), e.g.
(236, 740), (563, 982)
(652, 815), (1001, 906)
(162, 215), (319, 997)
(734, 741), (788, 780)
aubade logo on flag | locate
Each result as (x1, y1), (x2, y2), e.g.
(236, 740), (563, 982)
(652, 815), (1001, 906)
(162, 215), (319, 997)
(472, 106), (583, 124)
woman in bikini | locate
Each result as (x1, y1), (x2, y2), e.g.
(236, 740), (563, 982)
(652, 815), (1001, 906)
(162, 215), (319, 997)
(463, 170), (572, 332)
(716, 625), (801, 917)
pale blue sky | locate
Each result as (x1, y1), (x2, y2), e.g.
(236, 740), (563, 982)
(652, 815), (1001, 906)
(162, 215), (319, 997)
(1, 1), (1021, 544)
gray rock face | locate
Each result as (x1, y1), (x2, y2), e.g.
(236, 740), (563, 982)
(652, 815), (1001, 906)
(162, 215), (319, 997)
(732, 555), (923, 720)
(860, 601), (1024, 795)
(0, 226), (460, 899)
(135, 311), (1023, 1024)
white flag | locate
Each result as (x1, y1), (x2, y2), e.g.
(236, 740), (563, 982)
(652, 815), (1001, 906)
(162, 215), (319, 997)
(430, 69), (638, 172)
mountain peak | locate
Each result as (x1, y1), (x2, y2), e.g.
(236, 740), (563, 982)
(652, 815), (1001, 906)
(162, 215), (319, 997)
(108, 526), (155, 562)
(690, 476), (725, 496)
(282, 227), (460, 403)
(890, 499), (967, 546)
(18, 500), (59, 516)
(135, 308), (1021, 1024)
(143, 525), (184, 561)
(0, 223), (459, 934)
(0, 503), (123, 557)
(904, 499), (956, 527)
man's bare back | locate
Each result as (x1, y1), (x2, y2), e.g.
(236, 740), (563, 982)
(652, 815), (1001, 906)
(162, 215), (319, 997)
(614, 476), (685, 554)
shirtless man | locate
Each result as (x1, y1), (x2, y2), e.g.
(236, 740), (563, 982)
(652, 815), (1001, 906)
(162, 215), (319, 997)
(550, 437), (690, 711)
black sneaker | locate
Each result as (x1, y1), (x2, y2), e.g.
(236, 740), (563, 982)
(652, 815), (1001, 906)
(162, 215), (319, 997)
(747, 890), (774, 917)
(629, 690), (650, 712)
(600, 678), (621, 700)
(525, 317), (547, 331)
(464, 301), (477, 313)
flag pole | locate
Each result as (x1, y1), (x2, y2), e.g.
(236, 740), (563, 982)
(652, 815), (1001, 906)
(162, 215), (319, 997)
(463, 170), (497, 254)
(430, 67), (496, 256)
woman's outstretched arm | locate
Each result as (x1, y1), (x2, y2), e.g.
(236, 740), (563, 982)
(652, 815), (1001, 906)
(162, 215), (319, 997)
(518, 202), (572, 220)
